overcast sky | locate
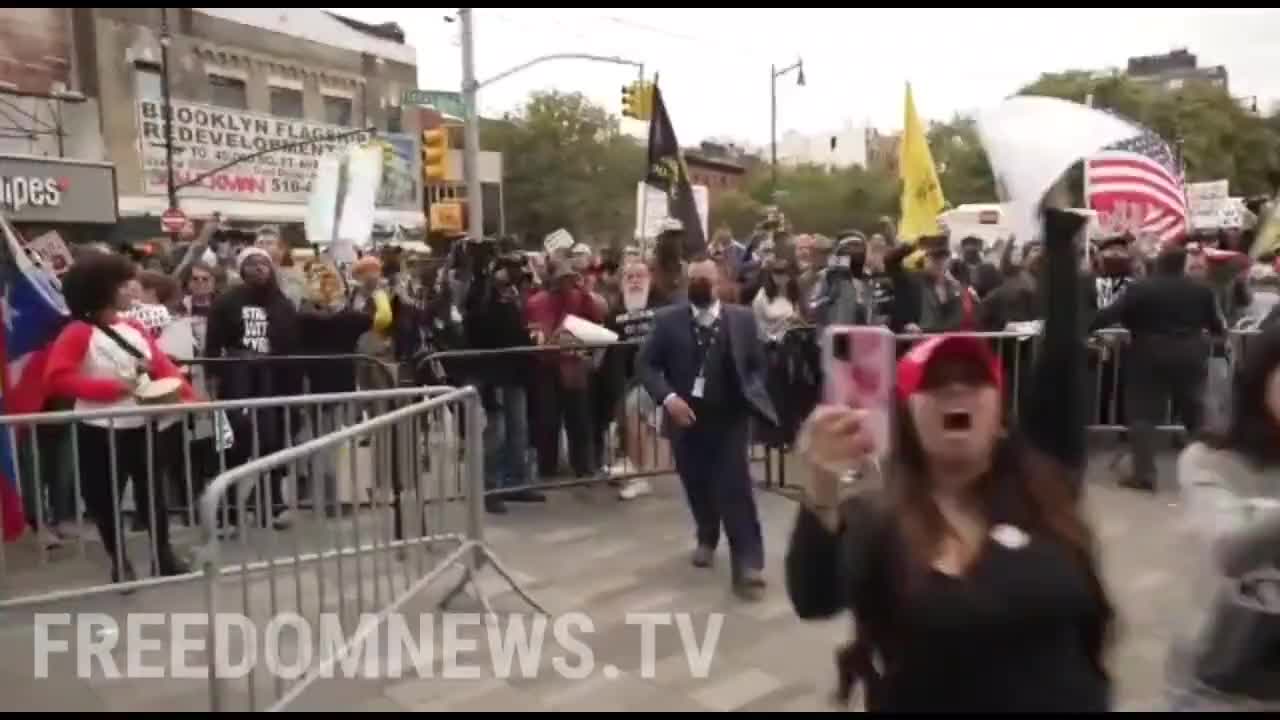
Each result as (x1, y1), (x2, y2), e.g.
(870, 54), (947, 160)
(330, 8), (1280, 146)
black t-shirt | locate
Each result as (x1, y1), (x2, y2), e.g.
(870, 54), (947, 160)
(868, 272), (895, 326)
(614, 307), (658, 343)
(607, 295), (665, 382)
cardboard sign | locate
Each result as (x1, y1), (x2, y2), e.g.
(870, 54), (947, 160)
(1187, 180), (1230, 231)
(25, 230), (72, 275)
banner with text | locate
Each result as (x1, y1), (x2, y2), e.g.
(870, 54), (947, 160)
(136, 99), (419, 210)
(1187, 179), (1230, 231)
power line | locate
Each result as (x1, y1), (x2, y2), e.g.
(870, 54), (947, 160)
(592, 13), (782, 62)
(482, 10), (597, 48)
(484, 9), (777, 69)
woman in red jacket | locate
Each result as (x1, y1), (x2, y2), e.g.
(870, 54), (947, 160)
(45, 252), (196, 583)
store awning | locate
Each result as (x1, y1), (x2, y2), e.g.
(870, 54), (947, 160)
(117, 195), (426, 230)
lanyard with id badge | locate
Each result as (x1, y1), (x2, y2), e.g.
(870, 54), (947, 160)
(691, 314), (719, 400)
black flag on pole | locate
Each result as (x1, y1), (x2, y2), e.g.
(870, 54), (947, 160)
(644, 83), (706, 258)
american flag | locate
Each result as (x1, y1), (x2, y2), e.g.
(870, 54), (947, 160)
(1085, 129), (1188, 245)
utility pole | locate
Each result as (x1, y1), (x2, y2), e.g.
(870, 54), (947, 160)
(454, 8), (642, 240)
(459, 8), (483, 239)
(159, 9), (177, 220)
(770, 64), (777, 193)
(770, 59), (804, 198)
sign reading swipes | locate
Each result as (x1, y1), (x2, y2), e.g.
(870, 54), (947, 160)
(0, 155), (118, 224)
(0, 175), (64, 213)
(136, 99), (420, 210)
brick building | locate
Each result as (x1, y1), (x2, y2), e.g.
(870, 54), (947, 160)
(684, 149), (746, 205)
(75, 8), (423, 241)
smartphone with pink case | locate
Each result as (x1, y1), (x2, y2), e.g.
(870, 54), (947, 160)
(821, 325), (896, 463)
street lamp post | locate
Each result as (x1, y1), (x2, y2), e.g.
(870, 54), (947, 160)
(770, 58), (804, 196)
(159, 9), (177, 221)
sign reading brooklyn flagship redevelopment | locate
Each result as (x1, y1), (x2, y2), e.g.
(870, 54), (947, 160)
(136, 99), (418, 209)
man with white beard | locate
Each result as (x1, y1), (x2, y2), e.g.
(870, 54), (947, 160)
(604, 254), (670, 499)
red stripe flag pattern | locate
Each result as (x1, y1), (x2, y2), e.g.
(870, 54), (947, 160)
(1086, 129), (1188, 245)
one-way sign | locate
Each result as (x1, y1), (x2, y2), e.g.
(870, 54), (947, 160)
(403, 89), (464, 119)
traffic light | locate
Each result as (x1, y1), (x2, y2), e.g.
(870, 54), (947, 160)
(621, 81), (653, 121)
(422, 128), (449, 183)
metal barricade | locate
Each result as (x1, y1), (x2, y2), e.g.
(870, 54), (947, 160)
(0, 386), (448, 607)
(197, 386), (540, 712)
(420, 341), (774, 497)
(175, 353), (401, 402)
(414, 325), (1246, 503)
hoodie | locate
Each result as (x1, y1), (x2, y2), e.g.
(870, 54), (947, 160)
(204, 271), (304, 399)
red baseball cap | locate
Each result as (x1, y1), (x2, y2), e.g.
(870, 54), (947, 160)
(896, 334), (1003, 401)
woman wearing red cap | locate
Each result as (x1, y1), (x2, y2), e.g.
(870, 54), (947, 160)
(786, 209), (1114, 711)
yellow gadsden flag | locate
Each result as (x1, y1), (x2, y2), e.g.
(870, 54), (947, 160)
(898, 83), (947, 243)
(1251, 196), (1280, 260)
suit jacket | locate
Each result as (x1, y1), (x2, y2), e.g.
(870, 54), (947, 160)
(638, 302), (778, 430)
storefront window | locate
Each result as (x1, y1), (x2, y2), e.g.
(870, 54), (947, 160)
(324, 96), (352, 126)
(270, 86), (303, 119)
(209, 74), (247, 110)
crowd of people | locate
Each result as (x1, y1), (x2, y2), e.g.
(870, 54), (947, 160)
(13, 201), (1280, 708)
(21, 208), (1280, 548)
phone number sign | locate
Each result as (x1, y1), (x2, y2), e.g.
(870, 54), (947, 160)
(136, 99), (418, 208)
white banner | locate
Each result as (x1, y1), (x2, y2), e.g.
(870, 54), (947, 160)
(136, 99), (418, 209)
(634, 182), (708, 241)
(335, 144), (383, 254)
(1187, 179), (1230, 230)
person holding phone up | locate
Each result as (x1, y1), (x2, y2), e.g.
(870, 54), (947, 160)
(785, 208), (1115, 711)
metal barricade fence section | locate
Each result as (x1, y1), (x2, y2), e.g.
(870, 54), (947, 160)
(422, 343), (775, 500)
(0, 385), (539, 712)
(889, 328), (1230, 433)
(429, 328), (1238, 503)
(197, 386), (541, 712)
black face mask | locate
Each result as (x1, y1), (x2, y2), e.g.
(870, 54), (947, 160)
(687, 277), (714, 309)
(963, 249), (982, 264)
(847, 252), (866, 269)
(1100, 257), (1131, 277)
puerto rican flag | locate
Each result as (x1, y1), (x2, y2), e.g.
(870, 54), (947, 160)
(0, 214), (70, 541)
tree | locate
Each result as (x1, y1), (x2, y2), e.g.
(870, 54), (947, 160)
(928, 114), (996, 206)
(482, 91), (645, 247)
(714, 163), (900, 237)
(709, 189), (763, 237)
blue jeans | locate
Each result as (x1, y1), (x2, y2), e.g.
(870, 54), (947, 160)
(483, 386), (530, 491)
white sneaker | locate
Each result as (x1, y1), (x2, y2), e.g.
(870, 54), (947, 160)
(272, 509), (293, 530)
(618, 478), (652, 501)
(607, 459), (636, 477)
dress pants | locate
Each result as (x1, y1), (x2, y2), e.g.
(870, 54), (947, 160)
(1126, 335), (1208, 486)
(670, 414), (763, 575)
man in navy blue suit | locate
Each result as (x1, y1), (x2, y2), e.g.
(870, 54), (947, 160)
(638, 255), (778, 600)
